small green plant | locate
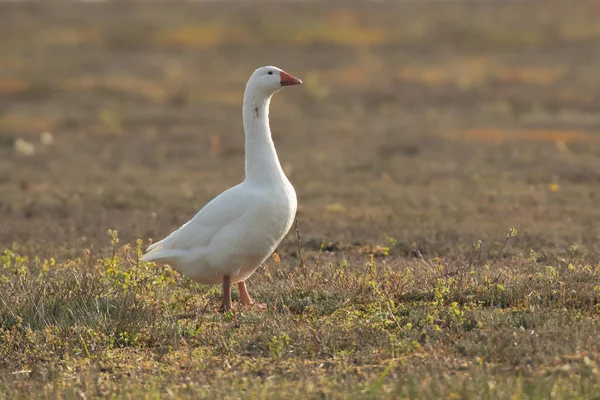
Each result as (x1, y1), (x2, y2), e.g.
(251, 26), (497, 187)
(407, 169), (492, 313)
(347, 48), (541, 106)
(268, 332), (291, 360)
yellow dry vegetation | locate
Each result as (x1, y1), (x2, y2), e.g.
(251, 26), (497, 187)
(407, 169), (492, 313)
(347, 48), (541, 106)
(153, 10), (386, 49)
(287, 25), (385, 47)
(460, 129), (600, 144)
(0, 115), (58, 133)
(208, 134), (222, 158)
(303, 51), (384, 93)
(0, 78), (29, 95)
(284, 10), (386, 47)
(318, 65), (370, 86)
(494, 66), (566, 85)
(326, 202), (346, 213)
(154, 26), (226, 48)
(0, 58), (25, 71)
(40, 27), (102, 46)
(59, 75), (168, 103)
(191, 90), (241, 106)
(396, 58), (565, 87)
(560, 22), (600, 41)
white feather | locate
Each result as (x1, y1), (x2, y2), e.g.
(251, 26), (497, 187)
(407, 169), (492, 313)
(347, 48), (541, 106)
(142, 66), (300, 286)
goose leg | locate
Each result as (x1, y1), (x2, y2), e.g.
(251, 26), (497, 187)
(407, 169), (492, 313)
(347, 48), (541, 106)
(238, 281), (253, 307)
(238, 281), (267, 309)
(220, 275), (232, 312)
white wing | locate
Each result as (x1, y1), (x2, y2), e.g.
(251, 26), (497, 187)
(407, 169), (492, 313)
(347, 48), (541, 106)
(142, 183), (253, 262)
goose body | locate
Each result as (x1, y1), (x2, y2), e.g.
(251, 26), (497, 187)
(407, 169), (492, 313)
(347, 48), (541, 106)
(142, 66), (302, 310)
(143, 178), (296, 285)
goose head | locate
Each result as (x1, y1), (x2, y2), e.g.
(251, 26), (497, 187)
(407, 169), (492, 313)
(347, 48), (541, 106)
(247, 66), (302, 96)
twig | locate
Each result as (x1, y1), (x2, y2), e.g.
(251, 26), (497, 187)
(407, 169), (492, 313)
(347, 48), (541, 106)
(467, 240), (482, 269)
(386, 303), (402, 330)
(315, 235), (325, 271)
(489, 228), (517, 269)
(412, 243), (433, 271)
(295, 219), (306, 278)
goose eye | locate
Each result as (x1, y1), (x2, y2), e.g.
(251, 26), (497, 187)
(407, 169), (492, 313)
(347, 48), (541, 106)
(268, 71), (273, 75)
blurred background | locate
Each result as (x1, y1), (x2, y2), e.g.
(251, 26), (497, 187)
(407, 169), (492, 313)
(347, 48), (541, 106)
(1, 0), (599, 259)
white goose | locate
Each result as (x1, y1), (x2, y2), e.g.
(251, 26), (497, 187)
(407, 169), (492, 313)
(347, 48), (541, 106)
(142, 66), (302, 311)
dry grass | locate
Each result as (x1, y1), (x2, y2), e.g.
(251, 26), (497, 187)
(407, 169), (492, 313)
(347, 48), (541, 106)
(2, 230), (600, 398)
(1, 0), (600, 398)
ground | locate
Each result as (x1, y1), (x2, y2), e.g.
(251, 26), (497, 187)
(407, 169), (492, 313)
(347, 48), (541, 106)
(1, 1), (600, 398)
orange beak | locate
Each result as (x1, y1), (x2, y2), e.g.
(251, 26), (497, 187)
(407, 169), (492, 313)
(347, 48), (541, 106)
(280, 71), (302, 86)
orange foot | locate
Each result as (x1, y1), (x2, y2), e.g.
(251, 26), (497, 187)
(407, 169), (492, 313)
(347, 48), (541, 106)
(250, 302), (268, 310)
(237, 281), (267, 310)
(236, 302), (267, 311)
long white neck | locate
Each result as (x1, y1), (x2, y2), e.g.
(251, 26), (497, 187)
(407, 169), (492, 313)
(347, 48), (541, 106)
(242, 87), (286, 183)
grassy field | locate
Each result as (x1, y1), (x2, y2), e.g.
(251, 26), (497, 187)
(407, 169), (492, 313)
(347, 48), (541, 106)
(2, 0), (600, 398)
